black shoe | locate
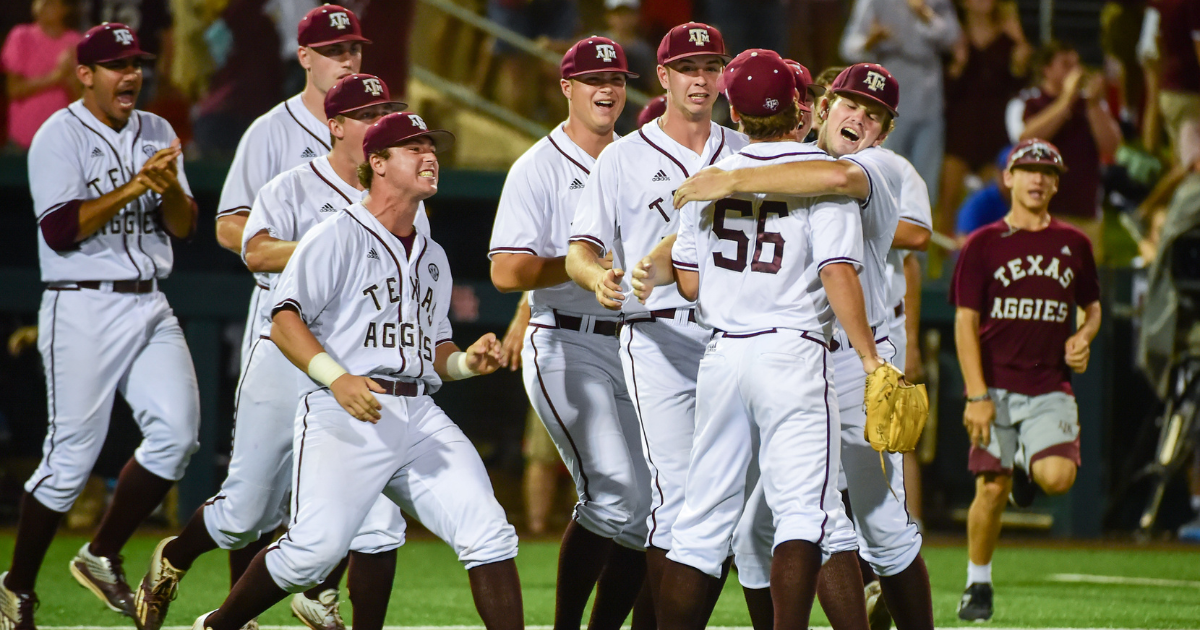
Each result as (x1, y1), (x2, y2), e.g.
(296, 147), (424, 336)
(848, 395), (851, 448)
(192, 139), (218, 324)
(957, 582), (993, 622)
(1009, 465), (1035, 508)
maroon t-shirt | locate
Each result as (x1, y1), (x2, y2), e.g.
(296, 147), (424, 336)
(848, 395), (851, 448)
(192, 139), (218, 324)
(1022, 90), (1102, 220)
(1152, 0), (1200, 94)
(949, 218), (1101, 397)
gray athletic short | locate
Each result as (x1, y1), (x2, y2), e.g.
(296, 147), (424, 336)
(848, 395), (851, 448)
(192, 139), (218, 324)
(968, 388), (1081, 475)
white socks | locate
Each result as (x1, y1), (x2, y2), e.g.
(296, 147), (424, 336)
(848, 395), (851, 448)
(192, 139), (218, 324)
(967, 561), (992, 586)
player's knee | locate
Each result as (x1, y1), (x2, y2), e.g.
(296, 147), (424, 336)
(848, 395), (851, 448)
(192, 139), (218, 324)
(974, 474), (1011, 510)
(460, 522), (519, 569)
(1032, 460), (1076, 495)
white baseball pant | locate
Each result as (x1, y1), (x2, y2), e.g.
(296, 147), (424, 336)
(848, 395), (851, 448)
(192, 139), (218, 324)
(29, 288), (200, 513)
(522, 324), (649, 548)
(266, 392), (517, 591)
(668, 329), (841, 579)
(204, 336), (406, 554)
(236, 284), (269, 374)
(620, 316), (710, 550)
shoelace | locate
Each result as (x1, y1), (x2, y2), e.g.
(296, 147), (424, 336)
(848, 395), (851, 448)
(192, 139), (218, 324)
(1, 591), (37, 624)
(150, 563), (185, 602)
(86, 553), (127, 585)
(316, 593), (343, 626)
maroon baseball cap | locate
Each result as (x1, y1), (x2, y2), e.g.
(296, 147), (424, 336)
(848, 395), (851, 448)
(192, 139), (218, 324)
(657, 22), (729, 66)
(297, 4), (371, 48)
(324, 74), (406, 119)
(785, 59), (825, 108)
(719, 49), (796, 118)
(561, 36), (639, 80)
(363, 112), (455, 156)
(637, 94), (668, 127)
(830, 63), (900, 117)
(1006, 138), (1068, 173)
(77, 22), (155, 66)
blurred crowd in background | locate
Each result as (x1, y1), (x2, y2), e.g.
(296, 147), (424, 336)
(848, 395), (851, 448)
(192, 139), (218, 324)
(0, 0), (1196, 273)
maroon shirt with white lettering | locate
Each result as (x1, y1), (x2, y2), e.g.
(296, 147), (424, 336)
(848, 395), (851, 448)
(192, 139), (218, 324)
(949, 218), (1100, 397)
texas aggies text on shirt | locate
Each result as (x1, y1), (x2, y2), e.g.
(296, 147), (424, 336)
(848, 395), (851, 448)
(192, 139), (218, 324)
(950, 219), (1100, 397)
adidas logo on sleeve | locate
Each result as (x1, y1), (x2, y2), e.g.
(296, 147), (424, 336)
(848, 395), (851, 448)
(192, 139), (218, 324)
(569, 178), (584, 190)
(367, 247), (380, 260)
(651, 170), (670, 182)
(300, 147), (317, 158)
(319, 203), (337, 213)
(90, 147), (104, 158)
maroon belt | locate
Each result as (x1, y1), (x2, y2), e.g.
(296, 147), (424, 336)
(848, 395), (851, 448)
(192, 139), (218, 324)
(370, 378), (419, 397)
(51, 280), (155, 293)
(631, 308), (697, 323)
(553, 310), (619, 336)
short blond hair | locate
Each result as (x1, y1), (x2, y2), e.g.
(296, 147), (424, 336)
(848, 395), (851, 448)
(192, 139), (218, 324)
(357, 148), (390, 189)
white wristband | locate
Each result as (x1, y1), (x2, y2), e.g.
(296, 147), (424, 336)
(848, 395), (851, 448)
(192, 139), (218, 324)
(307, 352), (348, 387)
(446, 351), (479, 380)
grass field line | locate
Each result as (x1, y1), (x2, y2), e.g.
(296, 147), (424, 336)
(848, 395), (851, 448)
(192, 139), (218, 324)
(1050, 572), (1200, 588)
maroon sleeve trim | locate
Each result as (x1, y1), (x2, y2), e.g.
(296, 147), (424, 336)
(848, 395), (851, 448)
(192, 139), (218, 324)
(39, 200), (83, 252)
(569, 234), (606, 252)
(817, 256), (860, 270)
(672, 259), (698, 270)
(272, 299), (303, 320)
(436, 337), (455, 346)
(216, 205), (252, 217)
(487, 246), (539, 260)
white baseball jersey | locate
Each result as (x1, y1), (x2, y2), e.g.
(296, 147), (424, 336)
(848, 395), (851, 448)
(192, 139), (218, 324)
(882, 150), (933, 309)
(242, 155), (430, 337)
(837, 146), (904, 331)
(30, 101), (191, 282)
(571, 120), (747, 314)
(672, 141), (864, 335)
(272, 202), (453, 395)
(489, 123), (617, 319)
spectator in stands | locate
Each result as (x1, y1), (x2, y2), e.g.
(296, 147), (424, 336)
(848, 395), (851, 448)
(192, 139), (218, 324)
(603, 0), (654, 93)
(1007, 41), (1121, 255)
(939, 0), (1030, 236)
(841, 0), (960, 207)
(487, 0), (578, 119)
(191, 0), (282, 157)
(1, 0), (81, 150)
(1144, 0), (1200, 170)
(955, 146), (1013, 242)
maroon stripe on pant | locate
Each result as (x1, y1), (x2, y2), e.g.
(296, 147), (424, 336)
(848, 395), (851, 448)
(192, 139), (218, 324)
(30, 291), (63, 496)
(625, 323), (665, 547)
(530, 328), (593, 502)
(292, 394), (313, 525)
(816, 348), (831, 545)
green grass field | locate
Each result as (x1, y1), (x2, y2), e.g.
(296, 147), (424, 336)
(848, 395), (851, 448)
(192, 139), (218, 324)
(5, 533), (1199, 628)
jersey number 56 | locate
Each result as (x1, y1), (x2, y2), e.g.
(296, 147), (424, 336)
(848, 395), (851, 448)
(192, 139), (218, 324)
(712, 199), (787, 275)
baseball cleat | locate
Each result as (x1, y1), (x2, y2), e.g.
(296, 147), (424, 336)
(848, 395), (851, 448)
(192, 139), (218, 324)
(69, 543), (135, 616)
(957, 582), (994, 622)
(133, 537), (187, 630)
(190, 611), (216, 630)
(1008, 465), (1035, 508)
(239, 620), (259, 630)
(0, 573), (37, 630)
(291, 589), (345, 630)
(864, 579), (893, 630)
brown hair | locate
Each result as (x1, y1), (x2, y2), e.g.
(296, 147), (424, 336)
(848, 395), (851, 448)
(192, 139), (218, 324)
(356, 148), (390, 188)
(814, 66), (844, 90)
(737, 99), (801, 141)
(1032, 40), (1076, 81)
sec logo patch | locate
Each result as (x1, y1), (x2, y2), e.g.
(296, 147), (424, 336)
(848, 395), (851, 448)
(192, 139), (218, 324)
(428, 263), (439, 281)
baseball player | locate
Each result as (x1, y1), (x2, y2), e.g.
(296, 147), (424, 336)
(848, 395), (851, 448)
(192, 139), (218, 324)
(635, 49), (884, 630)
(668, 64), (937, 630)
(217, 4), (371, 375)
(565, 22), (747, 612)
(209, 2), (375, 612)
(0, 23), (199, 629)
(951, 139), (1099, 622)
(488, 37), (650, 630)
(189, 112), (522, 630)
(132, 74), (420, 630)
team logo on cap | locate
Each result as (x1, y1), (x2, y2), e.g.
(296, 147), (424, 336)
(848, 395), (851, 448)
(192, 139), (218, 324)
(112, 27), (133, 45)
(864, 70), (887, 92)
(409, 114), (428, 130)
(329, 11), (351, 30)
(362, 77), (383, 96)
(689, 28), (710, 45)
(596, 43), (616, 62)
(764, 98), (779, 111)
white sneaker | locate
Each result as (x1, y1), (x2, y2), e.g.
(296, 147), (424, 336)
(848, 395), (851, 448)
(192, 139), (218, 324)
(0, 572), (37, 630)
(191, 610), (216, 630)
(291, 589), (345, 630)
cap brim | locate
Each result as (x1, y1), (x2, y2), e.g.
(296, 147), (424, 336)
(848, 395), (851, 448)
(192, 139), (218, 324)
(565, 68), (641, 80)
(85, 49), (156, 65)
(807, 84), (827, 96)
(1010, 160), (1067, 174)
(409, 129), (455, 154)
(832, 87), (898, 117)
(303, 34), (372, 48)
(334, 99), (409, 118)
(660, 51), (732, 66)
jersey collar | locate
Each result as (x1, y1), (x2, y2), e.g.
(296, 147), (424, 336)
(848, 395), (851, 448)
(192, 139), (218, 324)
(639, 119), (728, 177)
(68, 100), (140, 143)
(547, 122), (614, 174)
(346, 202), (426, 262)
(310, 155), (363, 202)
(286, 93), (332, 147)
